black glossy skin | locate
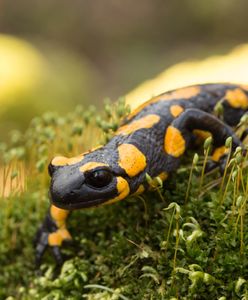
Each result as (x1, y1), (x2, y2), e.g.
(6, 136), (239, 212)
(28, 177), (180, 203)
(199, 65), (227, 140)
(35, 83), (248, 265)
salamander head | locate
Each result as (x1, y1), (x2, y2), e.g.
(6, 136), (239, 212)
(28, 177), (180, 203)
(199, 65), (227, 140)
(48, 150), (130, 209)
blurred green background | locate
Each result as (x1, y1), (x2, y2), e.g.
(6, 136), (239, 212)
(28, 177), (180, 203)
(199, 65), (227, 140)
(1, 0), (248, 140)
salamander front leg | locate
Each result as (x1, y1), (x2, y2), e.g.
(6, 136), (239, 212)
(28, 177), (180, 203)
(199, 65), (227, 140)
(34, 205), (72, 266)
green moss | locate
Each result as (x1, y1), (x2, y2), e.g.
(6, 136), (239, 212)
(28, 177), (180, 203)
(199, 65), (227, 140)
(0, 102), (248, 299)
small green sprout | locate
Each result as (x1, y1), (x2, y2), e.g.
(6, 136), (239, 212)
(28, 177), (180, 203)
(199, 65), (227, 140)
(140, 266), (160, 284)
(214, 100), (224, 118)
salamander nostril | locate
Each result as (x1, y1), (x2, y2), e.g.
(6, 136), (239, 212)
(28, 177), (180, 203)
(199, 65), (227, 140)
(50, 168), (85, 204)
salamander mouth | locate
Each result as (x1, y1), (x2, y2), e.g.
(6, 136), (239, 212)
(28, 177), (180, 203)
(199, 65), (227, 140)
(50, 197), (110, 210)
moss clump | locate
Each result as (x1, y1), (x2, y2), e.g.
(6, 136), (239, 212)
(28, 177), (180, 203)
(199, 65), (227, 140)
(0, 101), (248, 300)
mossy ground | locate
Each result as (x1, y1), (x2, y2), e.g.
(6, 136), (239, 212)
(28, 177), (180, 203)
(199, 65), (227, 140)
(0, 102), (248, 300)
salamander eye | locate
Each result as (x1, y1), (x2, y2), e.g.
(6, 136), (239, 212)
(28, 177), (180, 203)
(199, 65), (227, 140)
(85, 169), (113, 188)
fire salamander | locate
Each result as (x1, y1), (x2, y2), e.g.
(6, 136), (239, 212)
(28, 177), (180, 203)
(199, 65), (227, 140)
(35, 83), (248, 265)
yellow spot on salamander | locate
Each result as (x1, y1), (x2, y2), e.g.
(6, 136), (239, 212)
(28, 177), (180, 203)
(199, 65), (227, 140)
(118, 144), (146, 177)
(80, 162), (109, 173)
(225, 88), (248, 109)
(51, 146), (103, 167)
(52, 154), (85, 166)
(160, 86), (200, 101)
(212, 146), (229, 162)
(164, 126), (186, 157)
(50, 205), (70, 228)
(117, 114), (160, 135)
(158, 172), (169, 181)
(170, 105), (184, 117)
(127, 86), (201, 120)
(132, 184), (145, 196)
(49, 206), (72, 246)
(48, 228), (72, 246)
(104, 176), (130, 205)
(193, 129), (212, 145)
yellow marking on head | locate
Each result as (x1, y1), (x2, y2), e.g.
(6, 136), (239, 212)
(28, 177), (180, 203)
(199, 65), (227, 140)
(127, 86), (200, 120)
(50, 205), (70, 228)
(170, 105), (184, 117)
(212, 146), (229, 162)
(51, 146), (103, 167)
(193, 129), (212, 145)
(104, 176), (130, 205)
(79, 162), (109, 173)
(225, 88), (248, 109)
(52, 154), (85, 166)
(118, 144), (146, 177)
(132, 184), (145, 196)
(48, 228), (72, 246)
(164, 126), (186, 157)
(117, 114), (160, 135)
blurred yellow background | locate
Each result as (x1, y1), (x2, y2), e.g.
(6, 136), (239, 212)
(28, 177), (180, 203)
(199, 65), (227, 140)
(126, 44), (248, 109)
(1, 0), (248, 139)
